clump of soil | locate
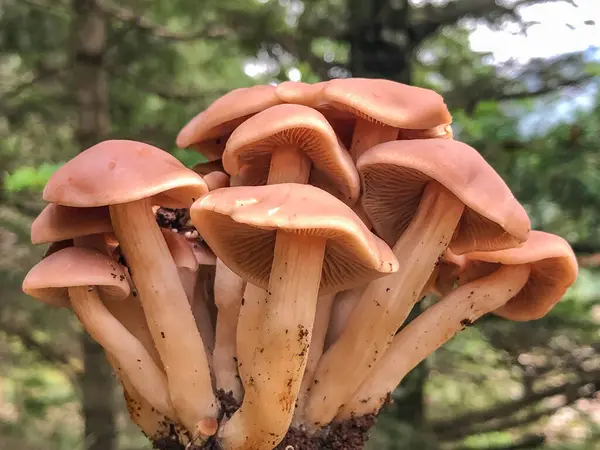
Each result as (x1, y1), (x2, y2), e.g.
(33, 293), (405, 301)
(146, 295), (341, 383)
(276, 414), (378, 450)
(156, 207), (193, 232)
(216, 389), (240, 418)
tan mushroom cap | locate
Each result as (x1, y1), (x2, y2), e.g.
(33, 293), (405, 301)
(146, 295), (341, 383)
(176, 85), (283, 158)
(31, 203), (112, 244)
(190, 183), (399, 295)
(358, 139), (531, 254)
(223, 104), (360, 204)
(22, 247), (130, 308)
(322, 78), (452, 133)
(43, 140), (208, 209)
(161, 229), (199, 271)
(467, 231), (578, 321)
(275, 81), (327, 107)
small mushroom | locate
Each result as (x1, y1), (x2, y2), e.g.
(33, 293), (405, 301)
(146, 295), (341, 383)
(191, 183), (398, 450)
(43, 140), (218, 439)
(176, 85), (283, 161)
(305, 138), (531, 428)
(337, 231), (577, 419)
(22, 247), (175, 418)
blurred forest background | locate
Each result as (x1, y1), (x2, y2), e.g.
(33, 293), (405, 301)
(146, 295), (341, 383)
(0, 0), (599, 449)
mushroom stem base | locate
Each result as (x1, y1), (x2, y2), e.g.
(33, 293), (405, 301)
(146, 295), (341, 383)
(219, 232), (326, 450)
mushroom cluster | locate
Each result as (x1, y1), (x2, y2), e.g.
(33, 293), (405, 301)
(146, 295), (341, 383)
(22, 79), (578, 450)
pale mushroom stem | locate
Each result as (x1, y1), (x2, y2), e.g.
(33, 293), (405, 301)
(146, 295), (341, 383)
(305, 182), (464, 429)
(180, 267), (215, 360)
(293, 293), (335, 427)
(350, 119), (398, 162)
(324, 286), (366, 349)
(267, 147), (311, 184)
(106, 353), (172, 441)
(219, 233), (326, 450)
(213, 259), (246, 401)
(337, 264), (531, 419)
(109, 198), (218, 438)
(68, 285), (175, 418)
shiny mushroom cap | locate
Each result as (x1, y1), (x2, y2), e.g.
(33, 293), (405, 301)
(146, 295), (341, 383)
(275, 81), (328, 107)
(223, 104), (360, 205)
(358, 138), (531, 253)
(31, 204), (112, 244)
(190, 183), (398, 295)
(467, 231), (578, 321)
(176, 85), (283, 159)
(22, 247), (130, 308)
(322, 78), (452, 135)
(43, 140), (208, 209)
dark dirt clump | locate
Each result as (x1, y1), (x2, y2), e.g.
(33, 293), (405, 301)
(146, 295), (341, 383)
(156, 207), (194, 232)
(276, 414), (377, 449)
(216, 389), (240, 418)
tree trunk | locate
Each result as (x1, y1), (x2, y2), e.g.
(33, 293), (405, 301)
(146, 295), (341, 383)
(71, 1), (116, 449)
(346, 0), (426, 429)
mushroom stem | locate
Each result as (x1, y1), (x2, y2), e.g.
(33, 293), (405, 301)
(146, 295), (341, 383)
(350, 120), (398, 162)
(180, 267), (215, 359)
(306, 182), (464, 428)
(267, 147), (311, 184)
(293, 293), (335, 427)
(213, 259), (246, 401)
(324, 286), (366, 349)
(106, 353), (172, 441)
(236, 282), (268, 385)
(337, 264), (531, 419)
(109, 198), (218, 436)
(68, 285), (175, 418)
(219, 232), (326, 450)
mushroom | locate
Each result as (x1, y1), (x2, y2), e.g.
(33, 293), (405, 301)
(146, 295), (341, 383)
(190, 183), (398, 450)
(203, 170), (230, 191)
(192, 159), (225, 176)
(321, 78), (453, 161)
(305, 138), (531, 429)
(42, 140), (218, 439)
(213, 258), (247, 401)
(337, 231), (577, 419)
(176, 85), (283, 161)
(222, 103), (360, 205)
(22, 247), (175, 418)
(324, 286), (367, 349)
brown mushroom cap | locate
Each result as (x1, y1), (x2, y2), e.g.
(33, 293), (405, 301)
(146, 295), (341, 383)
(322, 78), (452, 132)
(467, 231), (578, 321)
(31, 203), (112, 244)
(22, 247), (130, 308)
(358, 139), (531, 254)
(190, 183), (398, 295)
(176, 85), (283, 159)
(43, 140), (208, 209)
(223, 104), (360, 204)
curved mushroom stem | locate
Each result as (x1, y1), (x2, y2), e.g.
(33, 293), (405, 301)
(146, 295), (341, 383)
(293, 293), (335, 427)
(110, 198), (219, 439)
(219, 233), (326, 450)
(305, 182), (464, 429)
(213, 259), (246, 401)
(68, 285), (175, 418)
(324, 286), (367, 349)
(337, 264), (531, 419)
(106, 353), (173, 441)
(350, 120), (398, 162)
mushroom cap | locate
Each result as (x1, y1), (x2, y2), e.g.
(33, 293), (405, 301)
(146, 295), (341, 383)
(176, 85), (282, 151)
(358, 139), (531, 253)
(43, 140), (208, 208)
(223, 104), (360, 205)
(22, 247), (131, 308)
(275, 81), (328, 107)
(31, 204), (112, 244)
(190, 183), (399, 295)
(322, 78), (452, 131)
(467, 231), (578, 321)
(192, 160), (225, 176)
(161, 229), (199, 271)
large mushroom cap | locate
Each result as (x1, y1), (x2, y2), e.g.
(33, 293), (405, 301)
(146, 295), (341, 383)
(176, 85), (283, 158)
(190, 183), (398, 295)
(31, 204), (112, 244)
(275, 81), (327, 107)
(322, 78), (452, 132)
(43, 140), (208, 209)
(22, 247), (131, 308)
(223, 104), (360, 204)
(467, 231), (578, 321)
(358, 138), (531, 253)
